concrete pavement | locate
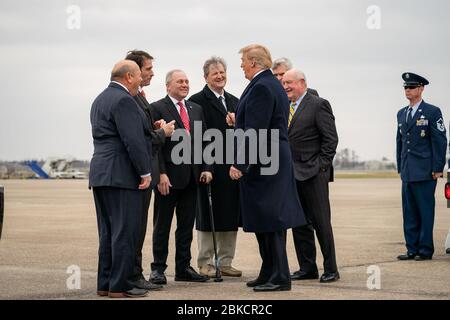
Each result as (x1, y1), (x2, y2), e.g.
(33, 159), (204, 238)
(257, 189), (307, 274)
(0, 178), (449, 300)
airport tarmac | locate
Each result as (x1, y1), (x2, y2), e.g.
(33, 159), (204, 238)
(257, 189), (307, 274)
(0, 178), (449, 300)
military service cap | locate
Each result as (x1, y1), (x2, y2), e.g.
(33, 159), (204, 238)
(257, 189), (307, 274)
(402, 72), (429, 87)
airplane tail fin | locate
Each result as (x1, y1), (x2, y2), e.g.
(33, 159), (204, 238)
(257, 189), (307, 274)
(24, 160), (50, 179)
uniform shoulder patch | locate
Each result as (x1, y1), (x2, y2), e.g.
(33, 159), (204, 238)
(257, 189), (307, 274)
(436, 118), (446, 132)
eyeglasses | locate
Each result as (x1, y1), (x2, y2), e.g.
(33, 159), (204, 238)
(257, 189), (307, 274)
(404, 85), (420, 90)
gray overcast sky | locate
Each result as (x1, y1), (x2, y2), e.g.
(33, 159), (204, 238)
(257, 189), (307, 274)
(0, 0), (449, 161)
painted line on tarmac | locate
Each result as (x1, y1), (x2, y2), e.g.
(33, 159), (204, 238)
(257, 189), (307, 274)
(0, 264), (97, 276)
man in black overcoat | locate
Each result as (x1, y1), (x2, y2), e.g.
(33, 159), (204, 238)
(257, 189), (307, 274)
(229, 45), (307, 292)
(189, 56), (242, 278)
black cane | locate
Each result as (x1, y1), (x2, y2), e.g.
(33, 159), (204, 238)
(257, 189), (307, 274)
(206, 183), (223, 282)
(0, 185), (4, 240)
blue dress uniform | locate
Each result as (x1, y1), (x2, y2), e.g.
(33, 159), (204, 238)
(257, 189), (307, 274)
(396, 73), (447, 259)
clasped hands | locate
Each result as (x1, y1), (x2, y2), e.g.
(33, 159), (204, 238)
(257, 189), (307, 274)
(154, 119), (175, 137)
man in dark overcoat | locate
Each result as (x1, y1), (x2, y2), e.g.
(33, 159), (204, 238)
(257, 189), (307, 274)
(229, 44), (306, 292)
(189, 56), (242, 278)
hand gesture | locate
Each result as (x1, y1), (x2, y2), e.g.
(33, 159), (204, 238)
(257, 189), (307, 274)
(139, 175), (152, 190)
(157, 173), (172, 195)
(229, 166), (243, 180)
(200, 171), (213, 184)
(226, 112), (236, 127)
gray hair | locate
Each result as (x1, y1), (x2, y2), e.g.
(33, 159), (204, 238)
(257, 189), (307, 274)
(203, 56), (227, 77)
(165, 69), (184, 85)
(288, 68), (307, 84)
(272, 57), (293, 70)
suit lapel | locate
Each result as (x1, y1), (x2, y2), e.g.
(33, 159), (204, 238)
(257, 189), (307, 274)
(136, 93), (149, 108)
(405, 100), (425, 132)
(242, 70), (270, 95)
(164, 96), (185, 129)
(224, 91), (236, 113)
(109, 82), (130, 95)
(204, 85), (228, 117)
(237, 69), (271, 113)
(240, 80), (255, 100)
(184, 100), (195, 130)
(288, 93), (311, 132)
(136, 94), (156, 126)
(399, 106), (408, 131)
(236, 83), (253, 114)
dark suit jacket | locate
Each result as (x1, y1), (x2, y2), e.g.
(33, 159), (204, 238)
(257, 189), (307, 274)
(288, 92), (338, 182)
(134, 94), (166, 187)
(308, 88), (319, 97)
(149, 95), (210, 189)
(234, 69), (306, 232)
(190, 85), (239, 132)
(89, 82), (151, 189)
(189, 85), (240, 231)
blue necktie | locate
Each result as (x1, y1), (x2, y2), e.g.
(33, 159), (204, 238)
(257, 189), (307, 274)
(406, 107), (413, 124)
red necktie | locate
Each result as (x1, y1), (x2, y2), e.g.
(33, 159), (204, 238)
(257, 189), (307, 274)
(140, 89), (146, 98)
(177, 101), (190, 133)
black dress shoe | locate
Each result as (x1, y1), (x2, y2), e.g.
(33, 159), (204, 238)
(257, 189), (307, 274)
(131, 278), (163, 291)
(320, 272), (340, 283)
(108, 288), (149, 298)
(291, 270), (319, 281)
(175, 266), (209, 282)
(150, 270), (167, 285)
(397, 253), (416, 260)
(414, 254), (432, 261)
(246, 278), (268, 287)
(446, 248), (450, 254)
(253, 282), (291, 292)
(124, 288), (149, 298)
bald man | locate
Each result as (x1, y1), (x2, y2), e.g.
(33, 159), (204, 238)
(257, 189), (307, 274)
(283, 68), (339, 283)
(89, 60), (154, 298)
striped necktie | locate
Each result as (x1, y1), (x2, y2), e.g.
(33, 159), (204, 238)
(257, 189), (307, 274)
(288, 102), (296, 127)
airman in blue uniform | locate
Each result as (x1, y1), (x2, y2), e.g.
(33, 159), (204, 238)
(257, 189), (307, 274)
(396, 72), (447, 261)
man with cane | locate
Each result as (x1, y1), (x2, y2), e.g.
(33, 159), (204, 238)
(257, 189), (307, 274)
(190, 56), (241, 278)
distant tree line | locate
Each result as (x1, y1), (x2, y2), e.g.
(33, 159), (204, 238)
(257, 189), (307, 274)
(0, 152), (403, 179)
(333, 148), (396, 171)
